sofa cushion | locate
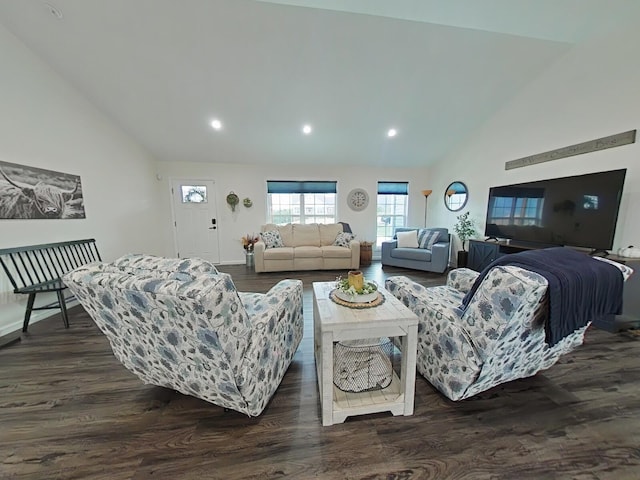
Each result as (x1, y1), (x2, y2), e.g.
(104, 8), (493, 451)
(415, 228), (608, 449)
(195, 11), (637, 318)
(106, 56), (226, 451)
(395, 227), (449, 243)
(418, 229), (440, 250)
(322, 246), (353, 258)
(334, 232), (355, 247)
(397, 230), (419, 248)
(261, 230), (285, 249)
(277, 223), (294, 246)
(292, 224), (320, 247)
(319, 223), (343, 246)
(263, 247), (294, 260)
(391, 247), (432, 262)
(294, 246), (322, 258)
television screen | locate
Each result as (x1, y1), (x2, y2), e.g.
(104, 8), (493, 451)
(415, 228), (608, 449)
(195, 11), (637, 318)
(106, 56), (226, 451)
(485, 169), (626, 251)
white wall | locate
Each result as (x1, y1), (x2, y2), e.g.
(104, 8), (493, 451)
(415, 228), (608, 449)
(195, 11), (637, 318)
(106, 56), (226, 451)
(0, 25), (168, 336)
(156, 161), (430, 264)
(427, 25), (640, 257)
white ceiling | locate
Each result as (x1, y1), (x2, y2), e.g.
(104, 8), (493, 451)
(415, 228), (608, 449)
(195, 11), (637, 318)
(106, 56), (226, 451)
(1, 0), (639, 168)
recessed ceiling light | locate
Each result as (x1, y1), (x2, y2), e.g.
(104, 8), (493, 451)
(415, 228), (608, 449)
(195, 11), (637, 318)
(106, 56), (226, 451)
(210, 119), (222, 130)
(387, 128), (398, 138)
(43, 2), (63, 19)
(302, 124), (312, 135)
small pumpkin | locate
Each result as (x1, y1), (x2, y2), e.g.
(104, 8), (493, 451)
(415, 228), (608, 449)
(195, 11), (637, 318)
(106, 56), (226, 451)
(226, 191), (239, 211)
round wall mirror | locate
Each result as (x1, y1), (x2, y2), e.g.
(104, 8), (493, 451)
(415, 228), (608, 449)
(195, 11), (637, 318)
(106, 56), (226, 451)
(444, 181), (468, 211)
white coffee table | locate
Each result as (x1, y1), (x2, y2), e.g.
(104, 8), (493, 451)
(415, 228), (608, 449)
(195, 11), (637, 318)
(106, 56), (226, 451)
(312, 281), (419, 426)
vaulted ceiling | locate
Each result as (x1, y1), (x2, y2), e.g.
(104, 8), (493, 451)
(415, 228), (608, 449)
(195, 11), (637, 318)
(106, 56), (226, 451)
(1, 0), (638, 168)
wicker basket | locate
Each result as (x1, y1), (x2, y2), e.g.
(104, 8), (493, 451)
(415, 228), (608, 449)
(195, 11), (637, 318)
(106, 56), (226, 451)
(333, 337), (394, 393)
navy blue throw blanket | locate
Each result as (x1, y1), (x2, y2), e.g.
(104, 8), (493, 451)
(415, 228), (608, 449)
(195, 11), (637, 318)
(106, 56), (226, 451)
(461, 247), (624, 347)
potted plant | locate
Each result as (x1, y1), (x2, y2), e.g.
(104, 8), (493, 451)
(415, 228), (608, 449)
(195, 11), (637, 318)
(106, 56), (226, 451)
(453, 211), (477, 267)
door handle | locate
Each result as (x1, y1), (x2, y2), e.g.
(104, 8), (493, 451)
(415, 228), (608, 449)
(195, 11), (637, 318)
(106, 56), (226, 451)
(209, 226), (217, 230)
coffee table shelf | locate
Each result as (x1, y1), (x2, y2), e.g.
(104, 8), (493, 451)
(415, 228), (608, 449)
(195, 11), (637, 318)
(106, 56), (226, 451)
(312, 282), (418, 426)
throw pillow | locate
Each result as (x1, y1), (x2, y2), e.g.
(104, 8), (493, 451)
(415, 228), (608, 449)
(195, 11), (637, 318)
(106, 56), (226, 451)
(396, 230), (419, 248)
(418, 229), (440, 250)
(260, 230), (284, 249)
(334, 232), (355, 247)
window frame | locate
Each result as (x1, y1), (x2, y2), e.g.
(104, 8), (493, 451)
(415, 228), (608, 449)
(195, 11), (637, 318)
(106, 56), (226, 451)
(266, 181), (337, 225)
(376, 182), (409, 248)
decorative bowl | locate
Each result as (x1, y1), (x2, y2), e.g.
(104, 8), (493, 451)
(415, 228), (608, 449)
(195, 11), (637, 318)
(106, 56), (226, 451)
(334, 289), (379, 303)
(333, 277), (379, 303)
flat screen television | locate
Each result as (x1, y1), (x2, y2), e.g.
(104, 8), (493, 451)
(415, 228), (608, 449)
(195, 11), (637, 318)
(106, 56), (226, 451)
(484, 169), (626, 253)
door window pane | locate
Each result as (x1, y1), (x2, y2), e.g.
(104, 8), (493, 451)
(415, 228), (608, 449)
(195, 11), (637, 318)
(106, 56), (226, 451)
(181, 185), (208, 203)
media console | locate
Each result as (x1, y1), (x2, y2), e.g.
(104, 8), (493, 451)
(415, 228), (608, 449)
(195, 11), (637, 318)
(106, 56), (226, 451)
(467, 239), (640, 332)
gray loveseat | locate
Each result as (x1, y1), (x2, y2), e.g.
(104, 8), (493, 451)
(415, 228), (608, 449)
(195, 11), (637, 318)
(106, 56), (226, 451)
(381, 227), (450, 273)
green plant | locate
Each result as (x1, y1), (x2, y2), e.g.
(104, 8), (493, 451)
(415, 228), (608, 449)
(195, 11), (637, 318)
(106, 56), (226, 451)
(335, 276), (378, 297)
(453, 212), (477, 251)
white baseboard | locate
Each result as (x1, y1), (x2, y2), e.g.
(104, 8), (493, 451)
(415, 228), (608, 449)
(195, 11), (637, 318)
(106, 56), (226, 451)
(0, 295), (79, 337)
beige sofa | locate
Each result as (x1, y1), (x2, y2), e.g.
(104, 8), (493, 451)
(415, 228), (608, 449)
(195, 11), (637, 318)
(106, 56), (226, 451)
(255, 223), (360, 273)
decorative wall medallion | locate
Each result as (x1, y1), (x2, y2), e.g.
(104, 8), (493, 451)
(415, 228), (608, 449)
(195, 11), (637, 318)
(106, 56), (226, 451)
(347, 188), (369, 211)
(226, 191), (239, 211)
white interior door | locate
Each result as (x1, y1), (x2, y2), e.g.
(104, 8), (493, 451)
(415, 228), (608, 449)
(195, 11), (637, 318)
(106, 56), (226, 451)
(170, 179), (220, 263)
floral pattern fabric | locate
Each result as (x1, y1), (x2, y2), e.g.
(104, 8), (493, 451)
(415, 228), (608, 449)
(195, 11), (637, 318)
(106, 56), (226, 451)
(63, 254), (303, 416)
(260, 230), (285, 249)
(112, 253), (220, 275)
(385, 265), (594, 401)
(333, 232), (355, 247)
(446, 268), (479, 293)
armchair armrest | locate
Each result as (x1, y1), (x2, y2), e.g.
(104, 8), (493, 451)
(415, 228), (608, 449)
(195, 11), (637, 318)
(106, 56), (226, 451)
(593, 256), (634, 281)
(237, 279), (304, 416)
(447, 268), (479, 293)
(385, 276), (482, 400)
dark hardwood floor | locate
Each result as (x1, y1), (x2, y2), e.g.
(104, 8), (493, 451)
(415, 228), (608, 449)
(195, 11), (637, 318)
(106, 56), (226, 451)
(1, 262), (639, 479)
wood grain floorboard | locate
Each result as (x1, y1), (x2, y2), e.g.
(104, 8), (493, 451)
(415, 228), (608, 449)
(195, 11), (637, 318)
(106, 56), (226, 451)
(1, 262), (639, 480)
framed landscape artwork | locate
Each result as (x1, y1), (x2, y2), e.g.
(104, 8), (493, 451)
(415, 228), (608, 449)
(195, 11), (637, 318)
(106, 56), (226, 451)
(0, 160), (86, 219)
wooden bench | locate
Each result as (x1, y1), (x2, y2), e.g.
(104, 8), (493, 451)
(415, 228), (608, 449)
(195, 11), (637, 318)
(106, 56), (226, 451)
(0, 239), (101, 332)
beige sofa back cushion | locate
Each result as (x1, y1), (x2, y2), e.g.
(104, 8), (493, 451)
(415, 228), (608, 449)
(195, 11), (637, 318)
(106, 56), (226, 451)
(319, 223), (343, 246)
(277, 224), (294, 246)
(292, 224), (321, 247)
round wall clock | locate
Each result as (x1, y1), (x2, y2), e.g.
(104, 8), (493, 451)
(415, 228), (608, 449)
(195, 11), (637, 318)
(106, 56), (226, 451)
(347, 188), (369, 211)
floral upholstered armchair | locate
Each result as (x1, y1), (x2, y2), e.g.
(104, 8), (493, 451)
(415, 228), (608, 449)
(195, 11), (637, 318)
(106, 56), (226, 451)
(64, 254), (304, 416)
(385, 258), (633, 401)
